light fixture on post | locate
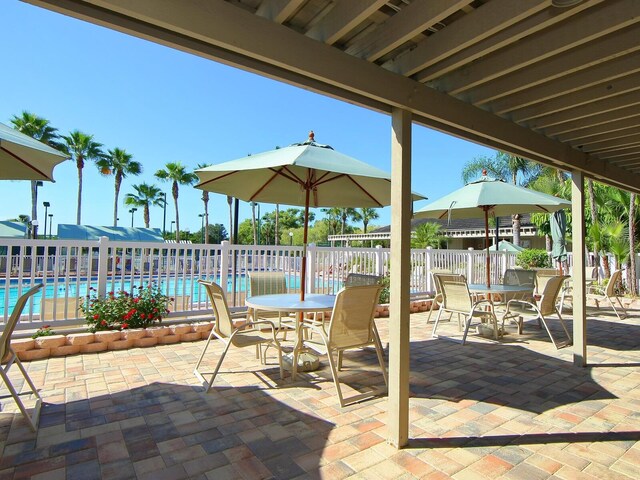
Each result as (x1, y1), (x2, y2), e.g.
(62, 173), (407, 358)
(170, 220), (175, 235)
(289, 231), (293, 246)
(129, 208), (137, 227)
(42, 202), (50, 238)
(161, 192), (167, 235)
(198, 213), (205, 243)
(48, 214), (53, 239)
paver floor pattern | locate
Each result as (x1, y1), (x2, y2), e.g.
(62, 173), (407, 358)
(1, 305), (639, 479)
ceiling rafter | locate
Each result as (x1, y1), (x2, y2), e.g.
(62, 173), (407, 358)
(510, 71), (640, 123)
(415, 0), (603, 83)
(467, 26), (640, 106)
(255, 0), (304, 24)
(439, 0), (640, 96)
(586, 140), (640, 154)
(344, 0), (471, 62)
(562, 124), (640, 144)
(385, 0), (549, 77)
(305, 0), (387, 45)
(491, 54), (640, 115)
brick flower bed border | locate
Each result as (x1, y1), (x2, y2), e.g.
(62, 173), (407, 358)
(11, 322), (215, 361)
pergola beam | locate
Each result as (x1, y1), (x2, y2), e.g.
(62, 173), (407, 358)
(305, 0), (387, 45)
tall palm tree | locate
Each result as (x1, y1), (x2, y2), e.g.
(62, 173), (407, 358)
(359, 207), (380, 234)
(322, 208), (342, 236)
(196, 163), (211, 244)
(59, 130), (104, 224)
(96, 148), (142, 226)
(10, 111), (61, 237)
(124, 183), (164, 228)
(154, 162), (198, 241)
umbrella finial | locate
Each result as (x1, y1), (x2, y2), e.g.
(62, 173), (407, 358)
(482, 169), (488, 176)
(308, 130), (315, 142)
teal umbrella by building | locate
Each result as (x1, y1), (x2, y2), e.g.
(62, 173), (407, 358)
(414, 172), (570, 286)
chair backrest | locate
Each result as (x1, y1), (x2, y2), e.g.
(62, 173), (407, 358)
(41, 296), (81, 321)
(0, 284), (44, 362)
(249, 271), (287, 296)
(435, 274), (471, 313)
(538, 275), (569, 315)
(328, 284), (382, 349)
(503, 269), (536, 288)
(605, 270), (622, 296)
(199, 280), (234, 339)
(344, 273), (383, 287)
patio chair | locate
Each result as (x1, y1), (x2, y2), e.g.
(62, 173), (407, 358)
(431, 274), (498, 345)
(303, 284), (387, 407)
(194, 280), (283, 392)
(497, 269), (536, 310)
(586, 269), (627, 320)
(0, 284), (44, 431)
(344, 273), (383, 287)
(502, 275), (572, 349)
(558, 266), (598, 314)
(425, 271), (458, 324)
(247, 271), (295, 338)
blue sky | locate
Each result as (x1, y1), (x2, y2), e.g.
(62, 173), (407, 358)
(1, 1), (497, 234)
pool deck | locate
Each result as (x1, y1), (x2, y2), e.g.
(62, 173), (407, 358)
(1, 306), (639, 479)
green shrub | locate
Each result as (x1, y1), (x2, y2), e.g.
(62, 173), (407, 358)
(32, 325), (56, 339)
(379, 274), (390, 304)
(515, 249), (551, 269)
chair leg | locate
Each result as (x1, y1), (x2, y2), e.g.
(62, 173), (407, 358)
(0, 354), (42, 432)
(461, 314), (473, 345)
(326, 349), (346, 408)
(609, 296), (628, 320)
(426, 297), (438, 323)
(372, 326), (388, 387)
(431, 308), (444, 338)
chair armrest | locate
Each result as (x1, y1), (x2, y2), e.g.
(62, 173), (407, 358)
(244, 319), (279, 332)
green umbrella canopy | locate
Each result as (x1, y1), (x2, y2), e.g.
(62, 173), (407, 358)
(195, 132), (426, 207)
(0, 122), (68, 181)
(413, 174), (571, 220)
(551, 210), (568, 262)
(489, 240), (524, 252)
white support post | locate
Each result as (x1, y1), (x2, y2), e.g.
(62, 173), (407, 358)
(375, 245), (384, 277)
(220, 241), (230, 294)
(307, 243), (316, 293)
(571, 171), (587, 367)
(426, 247), (433, 292)
(388, 107), (412, 448)
(467, 247), (474, 283)
(97, 236), (109, 298)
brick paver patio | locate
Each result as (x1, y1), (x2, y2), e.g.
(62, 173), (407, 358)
(1, 305), (639, 479)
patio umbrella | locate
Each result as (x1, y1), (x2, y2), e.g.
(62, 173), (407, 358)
(489, 240), (524, 252)
(414, 172), (570, 287)
(551, 209), (568, 274)
(0, 122), (68, 181)
(195, 131), (427, 300)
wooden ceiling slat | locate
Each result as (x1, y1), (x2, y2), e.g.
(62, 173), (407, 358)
(255, 0), (304, 24)
(305, 0), (387, 45)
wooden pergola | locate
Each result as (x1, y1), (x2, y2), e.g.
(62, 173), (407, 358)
(25, 0), (640, 448)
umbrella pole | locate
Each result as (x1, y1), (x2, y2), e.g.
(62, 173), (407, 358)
(484, 208), (491, 287)
(300, 189), (311, 302)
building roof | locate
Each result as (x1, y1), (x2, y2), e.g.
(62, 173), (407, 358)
(57, 224), (164, 242)
(0, 221), (28, 238)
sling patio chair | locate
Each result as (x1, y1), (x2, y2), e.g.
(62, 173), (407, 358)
(344, 273), (383, 287)
(303, 284), (387, 407)
(0, 284), (44, 431)
(194, 280), (283, 392)
(431, 274), (498, 345)
(586, 269), (628, 320)
(502, 275), (572, 349)
(425, 270), (456, 324)
(247, 271), (296, 338)
(495, 269), (536, 312)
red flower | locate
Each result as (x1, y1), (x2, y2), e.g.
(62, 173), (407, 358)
(93, 314), (99, 320)
(121, 323), (129, 329)
(101, 320), (107, 326)
(134, 298), (140, 304)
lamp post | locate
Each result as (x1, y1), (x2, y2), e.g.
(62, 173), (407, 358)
(161, 192), (167, 235)
(289, 231), (293, 246)
(42, 202), (50, 238)
(198, 214), (205, 244)
(170, 220), (175, 236)
(31, 220), (39, 240)
(129, 208), (137, 227)
(48, 214), (53, 239)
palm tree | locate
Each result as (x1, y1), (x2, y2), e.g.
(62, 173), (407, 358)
(196, 163), (211, 244)
(59, 130), (104, 224)
(96, 148), (142, 226)
(322, 208), (342, 236)
(462, 151), (536, 246)
(10, 111), (61, 237)
(154, 162), (198, 241)
(124, 183), (164, 228)
(412, 222), (445, 249)
(359, 208), (380, 234)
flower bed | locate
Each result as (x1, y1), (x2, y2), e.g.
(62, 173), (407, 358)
(12, 322), (214, 361)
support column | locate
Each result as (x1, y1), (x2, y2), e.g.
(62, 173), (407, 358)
(388, 108), (412, 448)
(571, 171), (587, 366)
